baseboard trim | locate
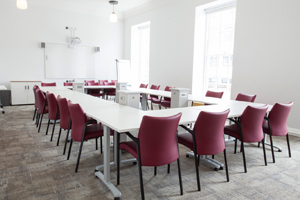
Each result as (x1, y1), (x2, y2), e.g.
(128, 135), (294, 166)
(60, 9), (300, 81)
(288, 127), (300, 137)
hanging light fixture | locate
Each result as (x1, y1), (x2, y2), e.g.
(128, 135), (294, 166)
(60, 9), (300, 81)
(16, 0), (28, 10)
(109, 1), (118, 23)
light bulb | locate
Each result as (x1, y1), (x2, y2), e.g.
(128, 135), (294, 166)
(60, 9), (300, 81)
(110, 12), (118, 23)
(16, 0), (27, 9)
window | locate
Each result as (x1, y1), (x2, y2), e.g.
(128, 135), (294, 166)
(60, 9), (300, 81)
(192, 1), (236, 99)
(131, 22), (150, 87)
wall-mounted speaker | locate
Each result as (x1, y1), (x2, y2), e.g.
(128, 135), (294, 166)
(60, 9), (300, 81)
(95, 47), (100, 52)
(41, 42), (45, 48)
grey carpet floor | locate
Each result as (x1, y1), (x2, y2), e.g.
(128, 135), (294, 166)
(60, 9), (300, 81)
(0, 105), (300, 200)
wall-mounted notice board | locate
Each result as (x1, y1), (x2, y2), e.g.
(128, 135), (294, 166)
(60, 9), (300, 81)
(44, 43), (95, 79)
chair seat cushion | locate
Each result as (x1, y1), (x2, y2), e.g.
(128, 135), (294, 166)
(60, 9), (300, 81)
(151, 97), (160, 104)
(178, 133), (193, 150)
(161, 100), (170, 108)
(84, 124), (104, 140)
(119, 141), (138, 159)
(224, 124), (241, 139)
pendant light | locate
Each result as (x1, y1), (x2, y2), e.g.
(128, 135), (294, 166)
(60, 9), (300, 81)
(16, 0), (27, 10)
(109, 1), (118, 23)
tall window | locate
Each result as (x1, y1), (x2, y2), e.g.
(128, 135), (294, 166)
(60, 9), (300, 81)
(203, 6), (236, 99)
(131, 22), (150, 87)
(192, 1), (236, 99)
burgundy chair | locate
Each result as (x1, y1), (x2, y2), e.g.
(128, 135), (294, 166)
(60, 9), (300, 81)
(224, 104), (269, 173)
(235, 93), (256, 102)
(98, 80), (108, 85)
(87, 82), (104, 98)
(205, 90), (224, 98)
(178, 109), (230, 191)
(111, 80), (118, 83)
(104, 82), (116, 100)
(32, 85), (39, 121)
(45, 92), (60, 142)
(41, 82), (56, 86)
(84, 80), (95, 85)
(149, 84), (161, 110)
(36, 89), (49, 133)
(67, 101), (104, 172)
(160, 86), (173, 109)
(262, 102), (293, 163)
(57, 96), (72, 152)
(117, 113), (183, 200)
(64, 82), (73, 86)
(139, 83), (148, 107)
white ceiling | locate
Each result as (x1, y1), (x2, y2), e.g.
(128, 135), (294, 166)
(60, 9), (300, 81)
(25, 0), (165, 18)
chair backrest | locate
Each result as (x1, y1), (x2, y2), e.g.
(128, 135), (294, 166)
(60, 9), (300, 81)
(36, 89), (47, 114)
(193, 109), (230, 155)
(84, 80), (95, 85)
(267, 102), (293, 136)
(139, 83), (148, 88)
(104, 82), (116, 93)
(64, 82), (73, 86)
(163, 86), (173, 101)
(235, 93), (256, 102)
(33, 85), (39, 108)
(99, 80), (108, 85)
(87, 82), (101, 93)
(240, 104), (269, 142)
(41, 82), (56, 86)
(46, 92), (59, 120)
(68, 101), (88, 142)
(57, 95), (71, 130)
(150, 84), (160, 98)
(138, 113), (182, 166)
(111, 80), (118, 83)
(205, 90), (223, 98)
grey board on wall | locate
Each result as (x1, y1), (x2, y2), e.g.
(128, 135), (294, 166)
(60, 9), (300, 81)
(44, 43), (95, 79)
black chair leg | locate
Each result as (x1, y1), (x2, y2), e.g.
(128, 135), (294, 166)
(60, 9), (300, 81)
(45, 119), (50, 135)
(137, 150), (145, 200)
(57, 128), (62, 146)
(159, 104), (161, 110)
(50, 120), (57, 141)
(234, 139), (237, 154)
(95, 138), (98, 150)
(75, 140), (84, 172)
(33, 108), (37, 121)
(258, 142), (260, 147)
(262, 138), (267, 166)
(63, 128), (71, 155)
(269, 134), (275, 163)
(177, 159), (183, 195)
(212, 155), (215, 159)
(151, 102), (153, 110)
(197, 155), (200, 166)
(38, 113), (44, 133)
(100, 136), (103, 154)
(194, 153), (201, 191)
(286, 134), (291, 157)
(223, 149), (229, 182)
(167, 164), (170, 173)
(67, 139), (73, 160)
(36, 113), (40, 127)
(154, 166), (157, 176)
(241, 141), (247, 173)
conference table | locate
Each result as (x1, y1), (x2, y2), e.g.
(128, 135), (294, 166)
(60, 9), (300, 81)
(40, 86), (270, 199)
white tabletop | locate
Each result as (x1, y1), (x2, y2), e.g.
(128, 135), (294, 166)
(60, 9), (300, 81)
(0, 85), (7, 90)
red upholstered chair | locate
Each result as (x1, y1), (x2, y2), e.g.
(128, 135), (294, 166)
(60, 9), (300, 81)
(205, 90), (224, 98)
(87, 82), (104, 98)
(104, 82), (116, 100)
(262, 102), (293, 163)
(32, 85), (39, 121)
(224, 104), (269, 173)
(149, 84), (161, 110)
(139, 83), (148, 106)
(160, 86), (173, 109)
(98, 80), (108, 85)
(84, 80), (95, 85)
(67, 101), (104, 172)
(111, 80), (118, 83)
(57, 96), (72, 152)
(235, 93), (256, 102)
(45, 92), (60, 143)
(64, 82), (73, 86)
(117, 113), (183, 199)
(178, 109), (230, 191)
(41, 82), (56, 86)
(36, 89), (49, 133)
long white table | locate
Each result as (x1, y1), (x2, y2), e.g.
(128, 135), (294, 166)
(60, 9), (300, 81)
(40, 86), (270, 199)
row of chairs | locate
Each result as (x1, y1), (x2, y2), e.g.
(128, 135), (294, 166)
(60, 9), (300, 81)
(84, 80), (117, 100)
(33, 85), (112, 172)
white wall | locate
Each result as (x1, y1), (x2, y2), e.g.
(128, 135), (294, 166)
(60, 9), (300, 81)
(0, 1), (123, 89)
(124, 0), (300, 132)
